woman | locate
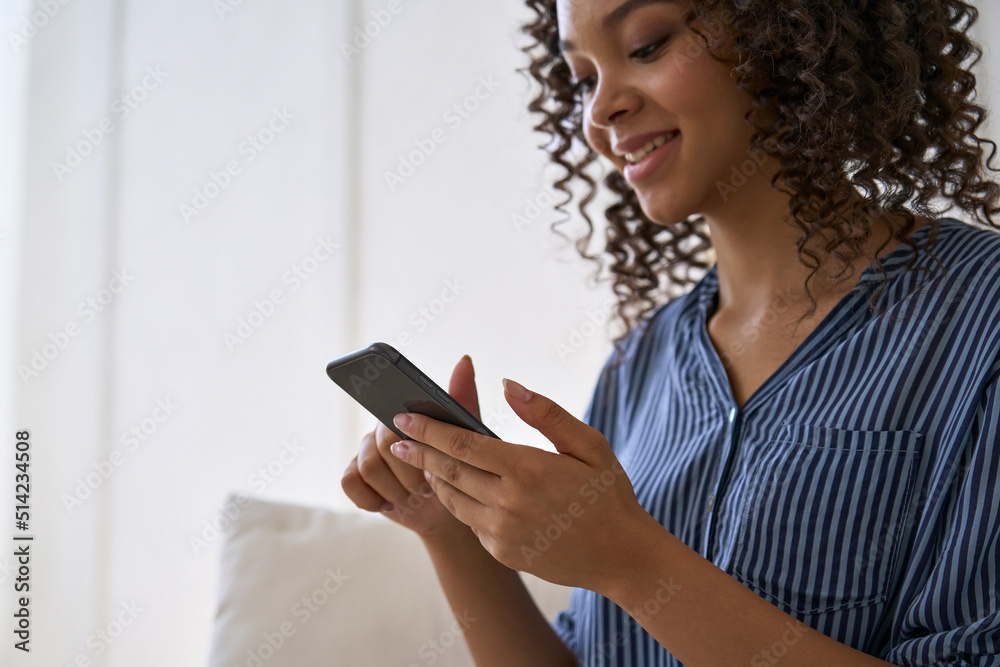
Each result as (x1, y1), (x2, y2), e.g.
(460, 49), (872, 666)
(342, 0), (1000, 664)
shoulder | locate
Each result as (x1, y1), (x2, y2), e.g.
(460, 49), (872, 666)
(921, 218), (1000, 322)
(927, 217), (1000, 281)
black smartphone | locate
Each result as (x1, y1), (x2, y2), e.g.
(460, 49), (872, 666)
(326, 342), (499, 442)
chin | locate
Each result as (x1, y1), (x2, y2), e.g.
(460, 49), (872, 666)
(634, 191), (693, 228)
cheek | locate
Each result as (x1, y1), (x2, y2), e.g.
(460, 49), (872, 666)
(585, 123), (610, 155)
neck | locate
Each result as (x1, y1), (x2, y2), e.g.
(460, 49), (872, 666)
(701, 178), (927, 321)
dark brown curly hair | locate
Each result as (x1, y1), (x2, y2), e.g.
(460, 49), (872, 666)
(517, 0), (1000, 365)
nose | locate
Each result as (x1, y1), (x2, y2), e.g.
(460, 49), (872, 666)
(587, 73), (641, 131)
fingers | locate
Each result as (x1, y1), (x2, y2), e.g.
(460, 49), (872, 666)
(392, 412), (508, 476)
(341, 454), (389, 512)
(448, 355), (481, 419)
(373, 421), (433, 494)
(422, 471), (489, 528)
(389, 438), (499, 504)
(345, 426), (432, 512)
(502, 378), (608, 465)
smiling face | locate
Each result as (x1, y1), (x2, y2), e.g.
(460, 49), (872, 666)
(557, 0), (775, 226)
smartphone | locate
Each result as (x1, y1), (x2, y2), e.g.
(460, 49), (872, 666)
(326, 342), (499, 442)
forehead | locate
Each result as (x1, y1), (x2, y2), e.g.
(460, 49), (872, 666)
(557, 0), (686, 47)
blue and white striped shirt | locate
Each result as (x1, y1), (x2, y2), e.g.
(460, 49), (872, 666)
(553, 216), (1000, 666)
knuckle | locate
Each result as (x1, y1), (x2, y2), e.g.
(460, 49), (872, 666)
(357, 453), (382, 478)
(506, 456), (539, 491)
(450, 429), (479, 458)
(374, 429), (397, 452)
(441, 459), (462, 484)
(341, 459), (359, 484)
(539, 400), (565, 427)
(340, 469), (359, 494)
(403, 445), (422, 469)
(439, 489), (458, 515)
(493, 494), (515, 518)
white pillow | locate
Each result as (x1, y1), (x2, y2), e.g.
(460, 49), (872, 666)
(206, 494), (573, 667)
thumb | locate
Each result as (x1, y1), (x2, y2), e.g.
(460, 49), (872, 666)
(501, 378), (608, 464)
(448, 354), (481, 420)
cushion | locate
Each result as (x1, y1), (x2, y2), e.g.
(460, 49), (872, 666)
(206, 494), (573, 667)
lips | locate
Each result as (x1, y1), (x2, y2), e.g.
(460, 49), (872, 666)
(624, 130), (680, 164)
(622, 131), (681, 183)
(612, 129), (680, 161)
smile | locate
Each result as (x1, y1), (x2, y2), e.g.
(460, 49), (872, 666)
(623, 131), (680, 183)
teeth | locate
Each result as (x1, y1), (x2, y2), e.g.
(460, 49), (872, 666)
(625, 132), (677, 164)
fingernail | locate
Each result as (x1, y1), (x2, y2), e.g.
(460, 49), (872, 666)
(502, 378), (532, 402)
(424, 470), (433, 483)
(393, 413), (413, 431)
(380, 501), (394, 512)
(419, 483), (435, 498)
(390, 441), (409, 460)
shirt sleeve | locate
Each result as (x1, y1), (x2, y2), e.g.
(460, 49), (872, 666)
(885, 359), (1000, 666)
(552, 594), (582, 659)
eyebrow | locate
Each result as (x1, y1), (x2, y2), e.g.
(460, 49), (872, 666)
(559, 0), (681, 54)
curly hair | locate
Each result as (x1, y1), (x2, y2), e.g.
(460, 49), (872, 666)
(517, 0), (1000, 366)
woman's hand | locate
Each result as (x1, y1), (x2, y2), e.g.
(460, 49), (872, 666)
(387, 378), (648, 591)
(340, 355), (479, 542)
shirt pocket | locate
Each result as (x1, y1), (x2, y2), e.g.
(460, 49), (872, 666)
(729, 424), (924, 616)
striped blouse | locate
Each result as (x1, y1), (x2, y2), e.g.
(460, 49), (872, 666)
(552, 216), (1000, 666)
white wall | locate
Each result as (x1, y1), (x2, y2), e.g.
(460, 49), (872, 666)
(0, 0), (616, 665)
(974, 0), (1000, 147)
(1, 1), (999, 665)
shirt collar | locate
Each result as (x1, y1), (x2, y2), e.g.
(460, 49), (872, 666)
(692, 216), (947, 318)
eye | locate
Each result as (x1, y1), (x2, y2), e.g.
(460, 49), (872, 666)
(567, 35), (671, 100)
(630, 35), (670, 61)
